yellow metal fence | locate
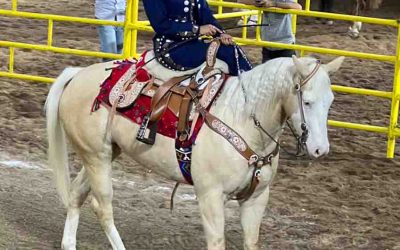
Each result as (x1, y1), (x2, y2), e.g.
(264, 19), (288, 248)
(1, 0), (399, 157)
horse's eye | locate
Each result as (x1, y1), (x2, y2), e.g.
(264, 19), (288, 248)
(304, 101), (311, 106)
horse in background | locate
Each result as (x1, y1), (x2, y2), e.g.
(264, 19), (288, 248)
(348, 0), (383, 38)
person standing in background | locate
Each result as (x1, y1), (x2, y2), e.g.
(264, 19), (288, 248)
(95, 0), (126, 61)
(319, 0), (334, 25)
(238, 0), (302, 63)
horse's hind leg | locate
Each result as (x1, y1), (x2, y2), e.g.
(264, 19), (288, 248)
(239, 186), (270, 250)
(62, 167), (91, 250)
(84, 155), (125, 250)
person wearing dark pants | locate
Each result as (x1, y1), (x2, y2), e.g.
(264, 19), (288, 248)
(320, 0), (334, 12)
(319, 0), (334, 25)
(262, 46), (295, 63)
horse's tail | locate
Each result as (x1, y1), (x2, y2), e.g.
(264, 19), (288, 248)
(45, 67), (82, 207)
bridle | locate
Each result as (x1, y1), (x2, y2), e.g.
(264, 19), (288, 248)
(224, 60), (322, 201)
(250, 60), (321, 158)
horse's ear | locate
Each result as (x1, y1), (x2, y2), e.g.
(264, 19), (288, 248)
(292, 55), (309, 77)
(322, 56), (345, 75)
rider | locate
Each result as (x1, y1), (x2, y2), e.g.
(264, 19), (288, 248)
(143, 0), (253, 76)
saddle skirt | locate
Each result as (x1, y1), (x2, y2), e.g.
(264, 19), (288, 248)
(93, 50), (228, 140)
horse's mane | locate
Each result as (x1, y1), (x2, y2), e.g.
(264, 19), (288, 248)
(218, 57), (296, 123)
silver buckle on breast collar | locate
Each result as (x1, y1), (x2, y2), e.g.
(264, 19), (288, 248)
(249, 154), (259, 166)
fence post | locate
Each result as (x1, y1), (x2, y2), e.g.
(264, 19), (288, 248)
(12, 0), (17, 11)
(218, 0), (223, 14)
(242, 15), (248, 39)
(387, 25), (400, 157)
(47, 19), (54, 46)
(123, 0), (133, 58)
(255, 10), (262, 41)
(9, 47), (14, 73)
(305, 0), (311, 11)
(129, 0), (139, 58)
(292, 0), (298, 35)
(292, 0), (299, 56)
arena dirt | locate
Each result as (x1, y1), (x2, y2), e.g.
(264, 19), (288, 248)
(0, 0), (399, 249)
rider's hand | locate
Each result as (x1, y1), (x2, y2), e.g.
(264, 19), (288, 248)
(220, 33), (234, 45)
(199, 24), (223, 36)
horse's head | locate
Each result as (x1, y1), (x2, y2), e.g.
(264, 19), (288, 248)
(284, 56), (344, 159)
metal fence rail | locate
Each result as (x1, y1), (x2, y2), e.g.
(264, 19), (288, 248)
(1, 0), (399, 157)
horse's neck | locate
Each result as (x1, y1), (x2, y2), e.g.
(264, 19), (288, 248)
(213, 61), (293, 153)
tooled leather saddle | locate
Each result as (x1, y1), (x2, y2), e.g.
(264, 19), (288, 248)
(108, 39), (226, 145)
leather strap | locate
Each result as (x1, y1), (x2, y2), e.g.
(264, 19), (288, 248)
(177, 93), (192, 136)
(203, 39), (221, 76)
(187, 88), (258, 161)
(189, 73), (224, 138)
(149, 75), (189, 123)
(186, 87), (281, 201)
(234, 144), (279, 201)
(299, 62), (321, 87)
(206, 39), (221, 68)
(151, 92), (173, 123)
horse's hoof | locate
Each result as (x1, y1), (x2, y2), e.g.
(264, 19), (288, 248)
(347, 28), (360, 39)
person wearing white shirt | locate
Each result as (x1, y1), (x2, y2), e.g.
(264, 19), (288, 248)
(95, 0), (126, 60)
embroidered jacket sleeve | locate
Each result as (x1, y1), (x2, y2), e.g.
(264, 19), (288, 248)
(197, 0), (224, 31)
(143, 0), (198, 38)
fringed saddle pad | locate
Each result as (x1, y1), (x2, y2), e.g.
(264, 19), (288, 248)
(93, 53), (198, 139)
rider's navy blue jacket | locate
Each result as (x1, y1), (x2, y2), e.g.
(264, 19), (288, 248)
(143, 0), (252, 75)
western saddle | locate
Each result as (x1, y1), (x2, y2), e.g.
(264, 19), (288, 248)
(110, 39), (225, 145)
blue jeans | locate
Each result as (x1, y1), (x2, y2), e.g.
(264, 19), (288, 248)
(97, 25), (124, 61)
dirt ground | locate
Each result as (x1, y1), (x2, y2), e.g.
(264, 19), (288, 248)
(0, 0), (400, 249)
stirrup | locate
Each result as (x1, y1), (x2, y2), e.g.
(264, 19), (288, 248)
(136, 114), (157, 145)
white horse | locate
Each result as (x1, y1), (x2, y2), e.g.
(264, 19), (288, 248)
(46, 54), (344, 250)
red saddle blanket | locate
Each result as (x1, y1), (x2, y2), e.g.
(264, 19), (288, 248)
(92, 54), (205, 144)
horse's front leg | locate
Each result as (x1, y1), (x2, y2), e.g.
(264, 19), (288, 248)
(197, 187), (226, 250)
(239, 185), (270, 250)
(348, 0), (363, 38)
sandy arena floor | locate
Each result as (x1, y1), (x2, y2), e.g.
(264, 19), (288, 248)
(0, 0), (399, 249)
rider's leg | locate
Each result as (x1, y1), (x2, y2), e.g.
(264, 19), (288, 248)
(216, 45), (253, 76)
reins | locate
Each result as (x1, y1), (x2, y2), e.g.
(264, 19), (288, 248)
(249, 61), (321, 158)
